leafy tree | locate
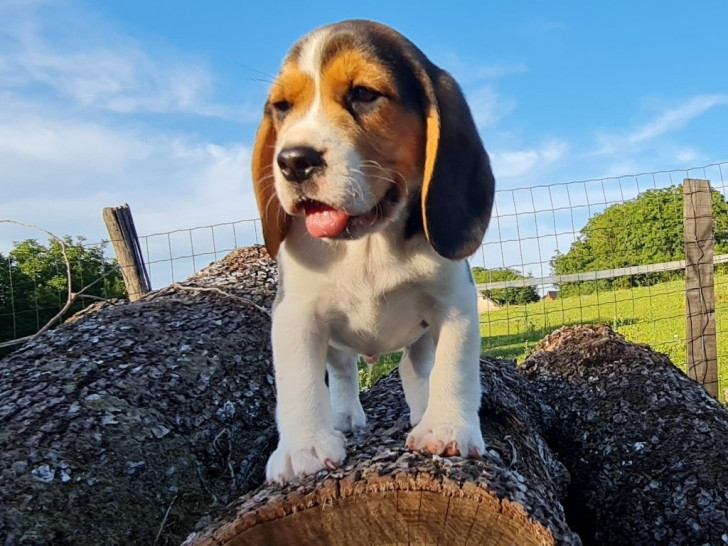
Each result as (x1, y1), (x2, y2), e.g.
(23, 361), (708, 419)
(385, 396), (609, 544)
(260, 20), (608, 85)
(551, 185), (728, 295)
(0, 237), (125, 353)
(471, 267), (540, 305)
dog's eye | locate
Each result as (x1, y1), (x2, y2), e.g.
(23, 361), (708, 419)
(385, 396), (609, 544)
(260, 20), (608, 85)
(350, 86), (381, 103)
(346, 86), (383, 118)
(271, 100), (292, 116)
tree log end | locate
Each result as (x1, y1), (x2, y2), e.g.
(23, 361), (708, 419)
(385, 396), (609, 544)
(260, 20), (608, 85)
(186, 471), (557, 546)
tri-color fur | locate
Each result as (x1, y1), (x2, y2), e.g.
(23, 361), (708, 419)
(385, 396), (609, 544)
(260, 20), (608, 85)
(252, 20), (495, 483)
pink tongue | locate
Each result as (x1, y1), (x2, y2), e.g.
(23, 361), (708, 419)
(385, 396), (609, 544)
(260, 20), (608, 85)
(304, 203), (349, 238)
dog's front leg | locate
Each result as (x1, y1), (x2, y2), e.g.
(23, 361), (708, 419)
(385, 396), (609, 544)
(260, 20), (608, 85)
(406, 281), (485, 458)
(265, 300), (346, 483)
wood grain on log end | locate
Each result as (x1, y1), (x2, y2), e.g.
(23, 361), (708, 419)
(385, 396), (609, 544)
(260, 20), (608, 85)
(187, 471), (557, 546)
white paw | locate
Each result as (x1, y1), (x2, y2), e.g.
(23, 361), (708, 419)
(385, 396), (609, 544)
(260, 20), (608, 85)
(406, 413), (485, 458)
(332, 401), (366, 432)
(265, 429), (347, 484)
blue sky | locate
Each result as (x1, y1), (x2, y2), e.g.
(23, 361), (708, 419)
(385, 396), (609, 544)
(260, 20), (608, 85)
(1, 0), (727, 285)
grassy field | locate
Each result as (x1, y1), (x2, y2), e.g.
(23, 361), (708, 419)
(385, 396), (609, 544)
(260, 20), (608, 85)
(359, 274), (728, 399)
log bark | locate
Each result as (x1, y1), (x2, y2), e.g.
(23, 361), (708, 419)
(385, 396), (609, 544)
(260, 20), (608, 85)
(520, 325), (728, 545)
(0, 247), (279, 545)
(4, 246), (728, 546)
(183, 358), (581, 546)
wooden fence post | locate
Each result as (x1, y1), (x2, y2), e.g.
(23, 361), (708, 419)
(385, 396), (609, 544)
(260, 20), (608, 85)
(103, 204), (151, 302)
(683, 179), (718, 398)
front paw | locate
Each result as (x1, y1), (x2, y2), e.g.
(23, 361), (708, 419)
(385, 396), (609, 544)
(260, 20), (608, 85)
(406, 413), (485, 458)
(266, 429), (347, 484)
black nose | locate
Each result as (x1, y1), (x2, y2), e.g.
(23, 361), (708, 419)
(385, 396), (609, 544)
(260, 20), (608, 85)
(277, 146), (325, 183)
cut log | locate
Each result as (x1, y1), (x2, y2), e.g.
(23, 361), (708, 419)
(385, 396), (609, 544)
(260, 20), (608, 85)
(0, 247), (279, 546)
(520, 325), (728, 545)
(183, 358), (581, 546)
(5, 245), (727, 545)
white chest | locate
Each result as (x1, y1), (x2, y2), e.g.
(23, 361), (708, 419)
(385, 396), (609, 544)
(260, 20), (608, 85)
(278, 230), (463, 355)
(325, 279), (432, 354)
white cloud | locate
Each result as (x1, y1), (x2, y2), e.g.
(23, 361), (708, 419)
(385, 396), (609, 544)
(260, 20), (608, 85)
(0, 0), (256, 121)
(628, 94), (727, 144)
(491, 140), (569, 179)
(0, 0), (263, 265)
(540, 140), (569, 164)
(493, 150), (539, 178)
(474, 62), (529, 79)
(433, 52), (528, 87)
(467, 85), (517, 129)
(0, 101), (257, 256)
(673, 146), (700, 164)
(593, 94), (728, 157)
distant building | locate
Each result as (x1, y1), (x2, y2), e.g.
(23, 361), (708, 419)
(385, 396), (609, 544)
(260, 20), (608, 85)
(477, 293), (501, 313)
(543, 291), (559, 302)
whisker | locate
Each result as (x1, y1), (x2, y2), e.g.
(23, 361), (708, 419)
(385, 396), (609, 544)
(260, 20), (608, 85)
(363, 174), (397, 183)
(257, 173), (276, 185)
(265, 193), (279, 218)
(235, 62), (276, 81)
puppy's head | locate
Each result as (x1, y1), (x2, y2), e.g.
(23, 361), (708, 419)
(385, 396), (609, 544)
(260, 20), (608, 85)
(252, 20), (495, 260)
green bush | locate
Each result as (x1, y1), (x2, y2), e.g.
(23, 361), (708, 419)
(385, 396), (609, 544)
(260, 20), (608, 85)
(0, 237), (125, 353)
(551, 186), (728, 296)
(471, 267), (540, 305)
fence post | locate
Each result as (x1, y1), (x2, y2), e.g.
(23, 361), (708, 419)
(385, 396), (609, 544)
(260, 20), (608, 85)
(103, 204), (151, 302)
(683, 179), (718, 397)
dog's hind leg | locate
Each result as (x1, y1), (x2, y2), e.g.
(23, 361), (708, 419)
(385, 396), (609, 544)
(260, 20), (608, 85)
(327, 347), (367, 432)
(399, 332), (435, 426)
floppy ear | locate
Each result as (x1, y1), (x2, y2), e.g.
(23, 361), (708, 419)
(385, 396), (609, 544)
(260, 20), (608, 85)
(251, 108), (291, 259)
(418, 67), (495, 260)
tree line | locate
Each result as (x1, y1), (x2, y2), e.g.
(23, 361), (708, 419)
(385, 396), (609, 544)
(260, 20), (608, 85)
(551, 185), (728, 296)
(0, 237), (125, 355)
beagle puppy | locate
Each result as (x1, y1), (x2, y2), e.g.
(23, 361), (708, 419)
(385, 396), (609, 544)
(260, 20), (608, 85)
(252, 19), (495, 483)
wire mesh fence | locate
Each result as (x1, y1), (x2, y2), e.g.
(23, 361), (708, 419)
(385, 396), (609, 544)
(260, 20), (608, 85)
(473, 161), (727, 399)
(137, 218), (262, 290)
(2, 161), (727, 399)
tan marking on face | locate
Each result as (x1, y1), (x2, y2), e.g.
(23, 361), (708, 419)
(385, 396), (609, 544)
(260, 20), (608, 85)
(268, 65), (315, 131)
(319, 49), (426, 198)
(354, 107), (425, 196)
(322, 49), (397, 107)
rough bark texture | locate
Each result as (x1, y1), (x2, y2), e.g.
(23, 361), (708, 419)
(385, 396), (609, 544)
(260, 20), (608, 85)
(520, 325), (728, 546)
(3, 246), (728, 546)
(0, 247), (279, 546)
(183, 359), (582, 546)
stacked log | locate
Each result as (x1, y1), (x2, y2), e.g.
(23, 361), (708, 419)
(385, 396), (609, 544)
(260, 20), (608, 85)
(520, 325), (728, 545)
(2, 247), (727, 545)
(1, 247), (279, 545)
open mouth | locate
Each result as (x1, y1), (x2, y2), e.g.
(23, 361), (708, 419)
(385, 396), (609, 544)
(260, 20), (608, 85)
(295, 185), (401, 239)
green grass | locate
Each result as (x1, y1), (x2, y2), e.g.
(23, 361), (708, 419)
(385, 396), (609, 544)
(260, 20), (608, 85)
(359, 274), (728, 399)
